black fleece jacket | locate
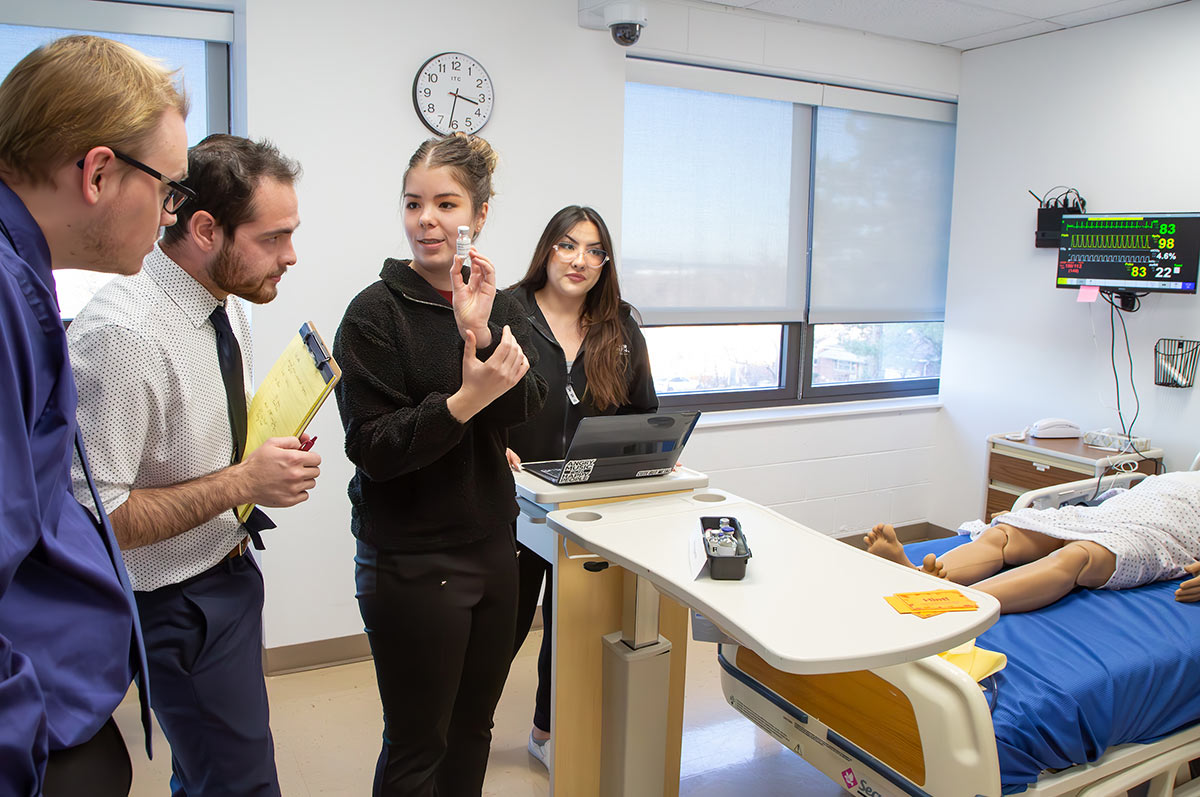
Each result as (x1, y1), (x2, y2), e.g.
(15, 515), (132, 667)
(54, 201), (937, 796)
(504, 284), (658, 463)
(333, 260), (547, 552)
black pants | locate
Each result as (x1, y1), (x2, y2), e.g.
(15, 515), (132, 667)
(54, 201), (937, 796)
(43, 717), (131, 797)
(512, 539), (552, 733)
(135, 553), (279, 797)
(356, 529), (519, 797)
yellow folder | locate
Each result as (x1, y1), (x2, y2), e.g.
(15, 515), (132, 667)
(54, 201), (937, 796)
(236, 322), (340, 522)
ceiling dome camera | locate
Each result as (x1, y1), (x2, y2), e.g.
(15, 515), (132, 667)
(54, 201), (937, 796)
(609, 21), (643, 46)
(602, 3), (648, 48)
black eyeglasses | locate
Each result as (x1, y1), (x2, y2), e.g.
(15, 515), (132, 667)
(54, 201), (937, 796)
(76, 148), (197, 214)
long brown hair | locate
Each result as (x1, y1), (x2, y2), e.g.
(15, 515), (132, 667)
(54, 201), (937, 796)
(514, 206), (630, 411)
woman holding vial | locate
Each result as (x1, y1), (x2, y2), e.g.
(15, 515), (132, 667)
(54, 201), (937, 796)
(503, 205), (658, 766)
(333, 132), (547, 796)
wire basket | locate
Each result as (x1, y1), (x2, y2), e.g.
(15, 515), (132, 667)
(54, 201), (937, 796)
(1154, 338), (1200, 388)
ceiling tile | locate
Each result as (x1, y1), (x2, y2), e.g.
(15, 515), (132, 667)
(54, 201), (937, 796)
(746, 0), (1036, 43)
(944, 18), (1064, 48)
(951, 0), (1115, 19)
(1047, 0), (1183, 26)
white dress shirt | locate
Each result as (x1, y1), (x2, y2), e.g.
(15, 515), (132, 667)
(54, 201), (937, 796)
(69, 245), (253, 591)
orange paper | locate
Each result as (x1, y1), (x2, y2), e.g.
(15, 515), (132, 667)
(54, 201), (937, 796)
(886, 589), (978, 618)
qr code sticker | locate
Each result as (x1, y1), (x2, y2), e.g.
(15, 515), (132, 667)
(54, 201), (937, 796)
(558, 459), (596, 484)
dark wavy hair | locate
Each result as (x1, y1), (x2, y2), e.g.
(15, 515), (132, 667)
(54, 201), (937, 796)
(513, 205), (630, 411)
(160, 134), (300, 246)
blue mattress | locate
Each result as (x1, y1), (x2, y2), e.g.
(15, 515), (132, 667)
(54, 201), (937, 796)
(905, 537), (1200, 793)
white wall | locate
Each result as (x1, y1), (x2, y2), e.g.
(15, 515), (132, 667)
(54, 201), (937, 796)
(237, 0), (960, 649)
(934, 1), (1200, 528)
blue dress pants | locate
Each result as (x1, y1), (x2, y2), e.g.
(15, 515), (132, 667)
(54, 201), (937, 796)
(135, 553), (279, 797)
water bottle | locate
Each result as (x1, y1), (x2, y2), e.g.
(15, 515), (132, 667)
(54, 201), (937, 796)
(456, 225), (471, 280)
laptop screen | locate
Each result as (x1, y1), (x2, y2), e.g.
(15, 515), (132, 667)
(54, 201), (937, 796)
(565, 412), (699, 462)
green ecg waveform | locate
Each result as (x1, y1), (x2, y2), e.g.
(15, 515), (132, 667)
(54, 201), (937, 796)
(1069, 234), (1152, 249)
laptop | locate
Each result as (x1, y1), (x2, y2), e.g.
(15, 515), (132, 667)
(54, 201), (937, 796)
(522, 411), (701, 486)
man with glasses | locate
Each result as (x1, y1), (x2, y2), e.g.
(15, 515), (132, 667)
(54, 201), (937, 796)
(0, 35), (188, 796)
(68, 134), (320, 797)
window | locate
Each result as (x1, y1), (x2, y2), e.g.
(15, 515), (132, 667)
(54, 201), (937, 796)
(621, 60), (956, 409)
(0, 3), (233, 318)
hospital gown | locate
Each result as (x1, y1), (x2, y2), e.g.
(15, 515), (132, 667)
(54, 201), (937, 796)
(958, 471), (1200, 590)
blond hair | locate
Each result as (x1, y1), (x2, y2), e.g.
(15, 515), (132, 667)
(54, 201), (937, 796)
(0, 35), (189, 184)
(404, 132), (498, 216)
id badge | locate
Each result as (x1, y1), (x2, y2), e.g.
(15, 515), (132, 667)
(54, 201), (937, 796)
(565, 384), (580, 405)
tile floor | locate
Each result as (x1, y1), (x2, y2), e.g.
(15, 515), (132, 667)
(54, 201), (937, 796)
(114, 632), (847, 796)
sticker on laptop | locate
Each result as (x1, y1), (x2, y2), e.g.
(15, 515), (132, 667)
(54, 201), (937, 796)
(635, 468), (671, 477)
(557, 459), (596, 484)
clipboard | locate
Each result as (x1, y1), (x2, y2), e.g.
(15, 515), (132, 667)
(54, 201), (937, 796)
(236, 321), (341, 522)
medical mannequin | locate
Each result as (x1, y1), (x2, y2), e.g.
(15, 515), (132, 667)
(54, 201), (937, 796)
(867, 470), (1200, 613)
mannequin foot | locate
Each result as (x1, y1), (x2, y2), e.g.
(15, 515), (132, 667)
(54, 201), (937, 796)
(865, 524), (915, 568)
(921, 553), (948, 579)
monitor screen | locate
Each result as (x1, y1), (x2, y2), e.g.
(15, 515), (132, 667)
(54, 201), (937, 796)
(1057, 213), (1199, 294)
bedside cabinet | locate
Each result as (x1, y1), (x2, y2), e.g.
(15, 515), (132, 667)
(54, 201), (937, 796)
(985, 434), (1163, 519)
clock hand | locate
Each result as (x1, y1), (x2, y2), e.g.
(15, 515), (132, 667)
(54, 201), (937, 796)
(448, 91), (459, 126)
(447, 89), (480, 106)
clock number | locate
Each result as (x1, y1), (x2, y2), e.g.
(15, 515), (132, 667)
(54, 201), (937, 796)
(438, 63), (445, 72)
(476, 78), (484, 88)
(422, 87), (430, 97)
(475, 108), (482, 116)
(465, 117), (473, 129)
(451, 60), (461, 71)
(450, 120), (459, 130)
(437, 115), (444, 125)
(426, 103), (435, 113)
(426, 72), (438, 83)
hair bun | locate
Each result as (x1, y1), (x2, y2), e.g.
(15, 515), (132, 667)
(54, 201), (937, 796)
(454, 132), (498, 176)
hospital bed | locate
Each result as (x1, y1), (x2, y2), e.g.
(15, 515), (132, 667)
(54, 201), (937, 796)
(718, 466), (1200, 797)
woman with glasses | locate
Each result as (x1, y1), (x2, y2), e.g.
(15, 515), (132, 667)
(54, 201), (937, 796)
(333, 132), (546, 796)
(503, 205), (658, 766)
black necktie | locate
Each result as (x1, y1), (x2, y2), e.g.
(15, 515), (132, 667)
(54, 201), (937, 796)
(210, 304), (274, 548)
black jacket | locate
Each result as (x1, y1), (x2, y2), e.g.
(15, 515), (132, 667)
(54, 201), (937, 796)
(505, 285), (657, 463)
(333, 260), (547, 552)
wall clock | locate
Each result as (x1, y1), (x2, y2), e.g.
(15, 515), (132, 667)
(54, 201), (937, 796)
(413, 52), (494, 136)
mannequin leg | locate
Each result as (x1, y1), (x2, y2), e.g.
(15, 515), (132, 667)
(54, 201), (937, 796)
(970, 540), (1117, 613)
(866, 522), (1065, 584)
(937, 523), (1064, 584)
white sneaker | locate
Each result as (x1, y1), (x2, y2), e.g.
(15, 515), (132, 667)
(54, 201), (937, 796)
(527, 730), (550, 769)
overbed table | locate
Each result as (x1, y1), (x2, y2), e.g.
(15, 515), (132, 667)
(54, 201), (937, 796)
(516, 476), (1001, 796)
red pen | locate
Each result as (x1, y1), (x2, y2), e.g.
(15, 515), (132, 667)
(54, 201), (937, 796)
(300, 436), (317, 452)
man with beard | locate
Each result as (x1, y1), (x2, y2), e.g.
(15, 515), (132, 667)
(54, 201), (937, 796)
(0, 35), (188, 797)
(67, 134), (320, 797)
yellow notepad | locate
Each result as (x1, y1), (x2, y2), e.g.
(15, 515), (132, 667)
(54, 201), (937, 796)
(236, 322), (340, 522)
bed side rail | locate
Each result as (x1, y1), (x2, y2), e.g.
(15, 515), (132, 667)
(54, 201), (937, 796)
(1011, 472), (1147, 512)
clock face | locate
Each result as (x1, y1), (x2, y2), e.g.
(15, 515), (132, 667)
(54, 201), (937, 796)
(413, 52), (494, 136)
